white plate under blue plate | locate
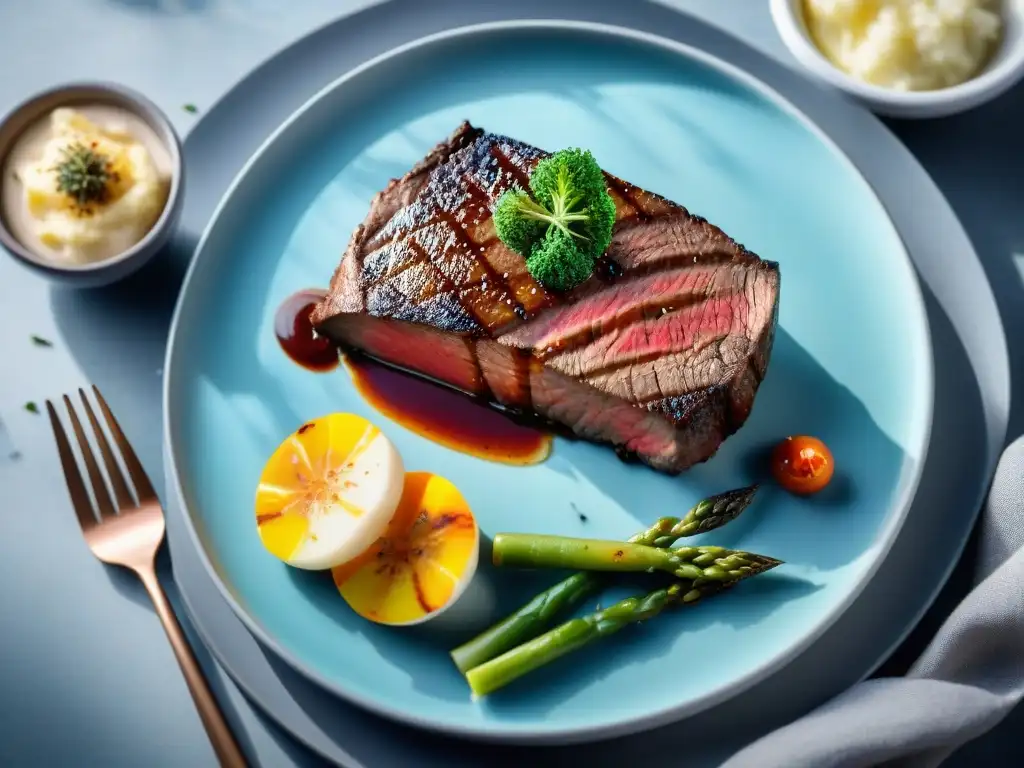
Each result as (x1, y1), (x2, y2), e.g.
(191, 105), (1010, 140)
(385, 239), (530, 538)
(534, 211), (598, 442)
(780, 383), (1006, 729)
(164, 22), (933, 741)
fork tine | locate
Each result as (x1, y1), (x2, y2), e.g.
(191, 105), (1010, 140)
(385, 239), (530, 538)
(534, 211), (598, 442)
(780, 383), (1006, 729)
(92, 386), (157, 502)
(47, 400), (97, 532)
(79, 389), (135, 511)
(64, 395), (117, 519)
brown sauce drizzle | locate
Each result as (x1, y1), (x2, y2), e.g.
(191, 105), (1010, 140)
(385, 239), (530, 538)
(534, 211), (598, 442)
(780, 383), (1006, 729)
(344, 353), (551, 466)
(274, 289), (339, 372)
(274, 288), (551, 466)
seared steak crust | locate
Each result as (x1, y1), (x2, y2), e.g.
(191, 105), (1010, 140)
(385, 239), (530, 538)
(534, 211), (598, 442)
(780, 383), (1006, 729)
(311, 122), (780, 473)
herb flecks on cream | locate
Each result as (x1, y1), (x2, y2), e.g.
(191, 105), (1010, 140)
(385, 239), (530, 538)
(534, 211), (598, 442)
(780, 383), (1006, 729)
(52, 142), (114, 209)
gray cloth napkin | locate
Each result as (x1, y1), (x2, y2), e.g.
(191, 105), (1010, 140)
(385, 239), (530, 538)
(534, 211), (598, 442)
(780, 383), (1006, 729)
(721, 435), (1024, 768)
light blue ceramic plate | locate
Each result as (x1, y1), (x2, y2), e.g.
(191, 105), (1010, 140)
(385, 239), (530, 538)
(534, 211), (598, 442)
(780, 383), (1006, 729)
(164, 21), (933, 741)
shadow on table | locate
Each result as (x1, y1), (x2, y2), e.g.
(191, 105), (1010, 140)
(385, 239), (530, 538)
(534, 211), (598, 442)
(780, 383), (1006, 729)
(161, 564), (266, 765)
(45, 237), (278, 760)
(871, 287), (989, 677)
(886, 99), (1024, 440)
(47, 234), (193, 602)
(97, 537), (183, 613)
(874, 93), (1024, 678)
(47, 233), (196, 488)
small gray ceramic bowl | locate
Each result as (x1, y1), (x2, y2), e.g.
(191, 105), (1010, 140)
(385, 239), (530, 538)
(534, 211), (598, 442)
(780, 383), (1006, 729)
(0, 82), (184, 288)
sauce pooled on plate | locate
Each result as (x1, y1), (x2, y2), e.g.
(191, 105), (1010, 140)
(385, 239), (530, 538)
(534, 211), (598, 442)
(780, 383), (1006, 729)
(275, 289), (551, 466)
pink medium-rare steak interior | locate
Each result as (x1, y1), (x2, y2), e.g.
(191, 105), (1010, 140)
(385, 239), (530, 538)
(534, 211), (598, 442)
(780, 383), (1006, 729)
(311, 121), (780, 473)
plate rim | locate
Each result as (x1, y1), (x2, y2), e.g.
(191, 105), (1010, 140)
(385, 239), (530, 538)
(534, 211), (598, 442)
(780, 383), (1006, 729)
(162, 18), (935, 742)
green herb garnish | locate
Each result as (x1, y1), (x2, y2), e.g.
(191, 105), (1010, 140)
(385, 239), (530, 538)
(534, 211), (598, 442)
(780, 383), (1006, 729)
(51, 142), (111, 206)
(183, 103), (198, 114)
(24, 402), (39, 415)
(493, 148), (616, 292)
(30, 335), (53, 347)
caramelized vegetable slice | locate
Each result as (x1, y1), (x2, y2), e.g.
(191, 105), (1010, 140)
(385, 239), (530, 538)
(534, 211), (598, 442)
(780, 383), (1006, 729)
(334, 472), (479, 626)
(255, 412), (404, 570)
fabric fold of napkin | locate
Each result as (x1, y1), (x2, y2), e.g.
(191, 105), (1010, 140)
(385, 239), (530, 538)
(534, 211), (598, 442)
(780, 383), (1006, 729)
(722, 435), (1024, 768)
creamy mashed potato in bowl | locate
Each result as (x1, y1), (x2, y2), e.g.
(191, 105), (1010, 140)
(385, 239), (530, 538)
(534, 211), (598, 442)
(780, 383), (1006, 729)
(770, 0), (1024, 117)
(0, 83), (183, 287)
(803, 0), (1002, 91)
(16, 108), (170, 265)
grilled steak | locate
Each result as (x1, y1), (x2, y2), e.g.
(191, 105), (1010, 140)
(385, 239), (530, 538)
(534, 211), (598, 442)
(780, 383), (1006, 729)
(311, 122), (780, 474)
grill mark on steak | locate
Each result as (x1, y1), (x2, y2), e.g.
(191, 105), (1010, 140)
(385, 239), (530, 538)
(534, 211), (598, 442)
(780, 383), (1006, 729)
(604, 175), (650, 222)
(436, 207), (528, 331)
(532, 287), (716, 364)
(647, 384), (730, 431)
(611, 213), (747, 262)
(454, 146), (554, 322)
(489, 144), (533, 192)
(454, 171), (549, 319)
(401, 237), (474, 318)
(366, 141), (491, 252)
(576, 311), (735, 393)
(520, 265), (732, 363)
(586, 331), (753, 407)
(619, 248), (744, 275)
(457, 171), (503, 245)
(361, 125), (483, 248)
(368, 210), (447, 254)
(362, 239), (423, 287)
(581, 330), (732, 381)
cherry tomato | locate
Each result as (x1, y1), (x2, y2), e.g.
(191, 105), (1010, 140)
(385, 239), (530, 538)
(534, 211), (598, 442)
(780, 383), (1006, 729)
(771, 436), (834, 496)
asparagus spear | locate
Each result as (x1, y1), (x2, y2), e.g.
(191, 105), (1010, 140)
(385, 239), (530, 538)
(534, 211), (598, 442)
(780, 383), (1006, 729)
(449, 486), (758, 674)
(493, 534), (778, 582)
(638, 485), (760, 546)
(465, 554), (782, 697)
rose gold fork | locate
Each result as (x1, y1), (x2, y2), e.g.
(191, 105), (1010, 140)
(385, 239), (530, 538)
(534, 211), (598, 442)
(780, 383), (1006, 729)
(47, 386), (248, 768)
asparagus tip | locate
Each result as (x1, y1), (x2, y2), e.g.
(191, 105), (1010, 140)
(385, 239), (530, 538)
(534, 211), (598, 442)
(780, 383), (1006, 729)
(738, 553), (784, 579)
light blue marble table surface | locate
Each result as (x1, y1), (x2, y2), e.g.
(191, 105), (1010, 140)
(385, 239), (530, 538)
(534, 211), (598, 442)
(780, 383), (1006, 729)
(1, 1), (1022, 766)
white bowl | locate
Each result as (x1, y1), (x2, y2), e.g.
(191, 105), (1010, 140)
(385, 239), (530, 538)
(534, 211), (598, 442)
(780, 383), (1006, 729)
(0, 82), (184, 288)
(770, 0), (1024, 118)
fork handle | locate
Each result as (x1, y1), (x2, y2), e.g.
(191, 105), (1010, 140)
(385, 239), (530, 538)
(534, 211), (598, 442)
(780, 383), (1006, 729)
(139, 569), (249, 768)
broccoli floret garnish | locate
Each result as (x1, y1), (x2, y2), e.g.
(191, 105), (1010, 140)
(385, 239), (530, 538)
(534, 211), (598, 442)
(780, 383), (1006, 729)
(493, 148), (616, 292)
(526, 228), (595, 293)
(493, 190), (545, 255)
(528, 148), (616, 255)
